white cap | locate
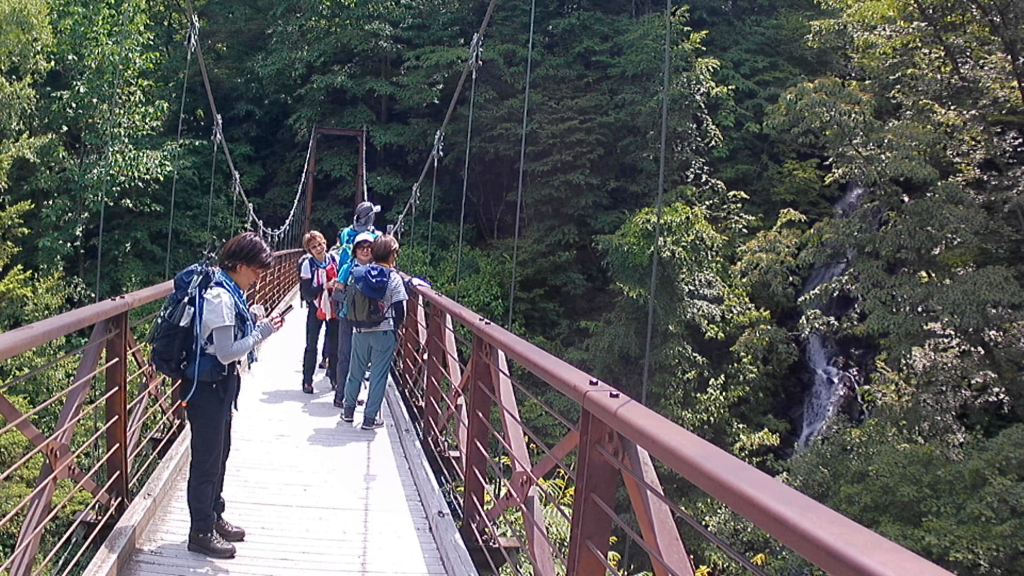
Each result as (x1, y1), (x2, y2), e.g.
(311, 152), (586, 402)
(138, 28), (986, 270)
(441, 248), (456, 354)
(353, 232), (376, 246)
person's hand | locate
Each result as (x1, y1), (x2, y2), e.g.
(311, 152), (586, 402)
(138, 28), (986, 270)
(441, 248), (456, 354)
(269, 312), (285, 332)
(250, 304), (267, 322)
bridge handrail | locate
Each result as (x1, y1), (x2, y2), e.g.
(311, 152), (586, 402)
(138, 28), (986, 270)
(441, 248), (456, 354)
(0, 249), (301, 576)
(403, 279), (953, 576)
(0, 249), (304, 365)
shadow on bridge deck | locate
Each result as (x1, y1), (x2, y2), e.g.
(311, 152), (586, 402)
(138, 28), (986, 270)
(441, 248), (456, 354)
(96, 295), (464, 575)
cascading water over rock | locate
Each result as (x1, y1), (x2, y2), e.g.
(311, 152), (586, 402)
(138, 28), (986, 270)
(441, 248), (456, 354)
(797, 184), (868, 447)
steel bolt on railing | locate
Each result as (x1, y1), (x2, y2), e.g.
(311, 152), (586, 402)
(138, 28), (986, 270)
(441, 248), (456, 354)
(392, 275), (957, 576)
(0, 250), (300, 576)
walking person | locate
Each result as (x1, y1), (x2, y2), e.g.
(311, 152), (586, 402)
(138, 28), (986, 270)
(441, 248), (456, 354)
(341, 235), (408, 429)
(185, 232), (284, 558)
(299, 231), (340, 393)
(332, 231), (376, 408)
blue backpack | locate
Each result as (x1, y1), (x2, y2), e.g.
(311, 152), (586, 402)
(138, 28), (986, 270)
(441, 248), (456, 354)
(149, 263), (219, 381)
(336, 227), (360, 268)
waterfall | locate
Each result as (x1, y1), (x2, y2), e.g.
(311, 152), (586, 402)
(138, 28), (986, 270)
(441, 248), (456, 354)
(797, 184), (867, 447)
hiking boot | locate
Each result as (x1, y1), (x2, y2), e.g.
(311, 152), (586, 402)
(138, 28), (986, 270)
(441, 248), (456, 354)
(188, 530), (236, 559)
(214, 517), (245, 542)
(361, 417), (385, 430)
(342, 406), (355, 422)
(302, 382), (314, 394)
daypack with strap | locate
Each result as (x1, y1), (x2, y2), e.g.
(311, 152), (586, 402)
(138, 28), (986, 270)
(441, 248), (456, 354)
(297, 254), (315, 303)
(336, 227), (360, 268)
(149, 263), (219, 381)
(345, 264), (390, 329)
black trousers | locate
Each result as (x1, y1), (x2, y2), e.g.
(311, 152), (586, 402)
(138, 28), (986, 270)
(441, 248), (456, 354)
(185, 373), (237, 533)
(302, 306), (338, 385)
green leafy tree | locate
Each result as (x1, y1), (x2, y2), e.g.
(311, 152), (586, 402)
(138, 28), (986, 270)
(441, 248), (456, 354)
(0, 0), (52, 188)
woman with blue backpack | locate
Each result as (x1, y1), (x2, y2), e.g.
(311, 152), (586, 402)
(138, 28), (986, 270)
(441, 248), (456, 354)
(340, 234), (408, 430)
(331, 231), (377, 408)
(176, 232), (283, 559)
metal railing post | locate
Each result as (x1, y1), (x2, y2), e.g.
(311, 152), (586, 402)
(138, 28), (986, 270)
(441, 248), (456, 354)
(424, 305), (445, 451)
(400, 297), (419, 394)
(461, 334), (495, 541)
(105, 312), (130, 511)
(567, 409), (619, 575)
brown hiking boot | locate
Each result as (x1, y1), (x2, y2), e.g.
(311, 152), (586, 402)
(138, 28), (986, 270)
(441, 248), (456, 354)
(188, 530), (236, 558)
(214, 517), (246, 542)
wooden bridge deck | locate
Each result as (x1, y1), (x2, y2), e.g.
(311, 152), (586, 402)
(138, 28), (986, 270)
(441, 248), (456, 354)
(121, 295), (455, 575)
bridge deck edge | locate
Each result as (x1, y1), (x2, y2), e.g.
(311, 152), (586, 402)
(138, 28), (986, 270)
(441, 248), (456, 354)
(386, 378), (478, 576)
(82, 426), (192, 576)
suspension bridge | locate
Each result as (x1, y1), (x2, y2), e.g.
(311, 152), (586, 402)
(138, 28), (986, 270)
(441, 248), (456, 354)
(0, 0), (962, 574)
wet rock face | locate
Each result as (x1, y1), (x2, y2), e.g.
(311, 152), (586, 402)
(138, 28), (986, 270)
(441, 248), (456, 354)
(798, 334), (862, 446)
(797, 183), (868, 447)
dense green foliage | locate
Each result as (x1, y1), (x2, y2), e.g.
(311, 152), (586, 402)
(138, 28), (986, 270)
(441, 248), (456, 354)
(2, 0), (1023, 573)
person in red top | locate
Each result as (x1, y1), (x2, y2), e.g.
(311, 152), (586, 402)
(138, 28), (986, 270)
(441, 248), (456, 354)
(299, 231), (340, 393)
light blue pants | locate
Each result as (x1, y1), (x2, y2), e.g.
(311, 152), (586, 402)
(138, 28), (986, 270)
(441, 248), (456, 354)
(343, 329), (396, 424)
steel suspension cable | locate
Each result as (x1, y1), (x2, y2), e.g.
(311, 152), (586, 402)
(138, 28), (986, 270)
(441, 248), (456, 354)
(95, 169), (108, 303)
(426, 134), (442, 263)
(641, 0), (673, 407)
(165, 24), (196, 279)
(506, 0), (537, 331)
(179, 0), (309, 240)
(391, 0), (500, 237)
(454, 37), (483, 302)
(231, 174), (238, 234)
(95, 8), (131, 302)
(205, 126), (221, 240)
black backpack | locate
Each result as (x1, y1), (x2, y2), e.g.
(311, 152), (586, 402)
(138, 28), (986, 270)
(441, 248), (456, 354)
(297, 254), (314, 305)
(149, 262), (219, 380)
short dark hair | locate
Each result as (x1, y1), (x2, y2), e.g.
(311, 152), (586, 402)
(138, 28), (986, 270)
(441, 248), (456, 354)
(219, 232), (274, 271)
(371, 234), (399, 263)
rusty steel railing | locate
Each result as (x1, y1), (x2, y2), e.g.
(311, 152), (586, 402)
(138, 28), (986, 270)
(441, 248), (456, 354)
(0, 249), (301, 576)
(392, 279), (956, 576)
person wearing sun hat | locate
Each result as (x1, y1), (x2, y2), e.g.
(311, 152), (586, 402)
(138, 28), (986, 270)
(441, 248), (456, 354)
(331, 230), (378, 407)
(335, 202), (380, 268)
